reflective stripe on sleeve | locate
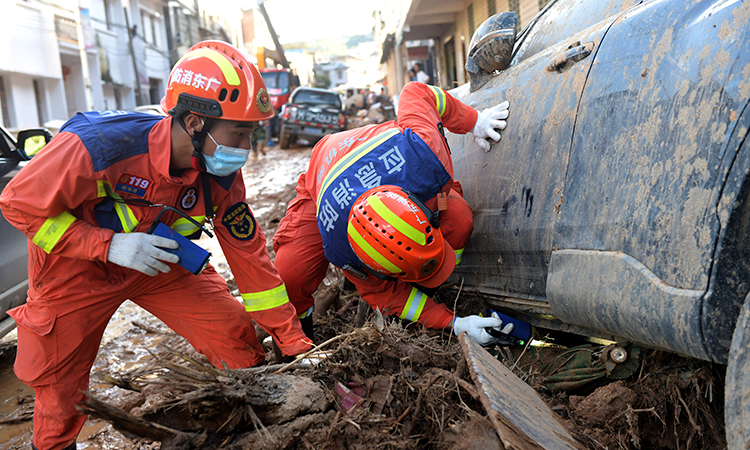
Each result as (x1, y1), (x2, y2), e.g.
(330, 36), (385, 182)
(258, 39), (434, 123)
(400, 286), (427, 322)
(428, 85), (447, 116)
(171, 215), (206, 236)
(96, 180), (108, 198)
(454, 247), (465, 265)
(32, 211), (77, 253)
(347, 220), (402, 274)
(241, 284), (291, 312)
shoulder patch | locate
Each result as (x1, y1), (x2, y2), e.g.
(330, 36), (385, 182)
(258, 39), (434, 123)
(222, 202), (256, 240)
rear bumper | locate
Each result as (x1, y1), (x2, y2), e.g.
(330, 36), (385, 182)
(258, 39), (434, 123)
(282, 122), (343, 140)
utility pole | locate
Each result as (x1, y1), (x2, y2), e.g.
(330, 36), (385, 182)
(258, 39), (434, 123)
(124, 8), (144, 106)
(256, 0), (289, 69)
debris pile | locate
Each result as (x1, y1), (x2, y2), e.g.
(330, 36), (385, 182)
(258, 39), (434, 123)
(77, 289), (727, 450)
(80, 311), (496, 450)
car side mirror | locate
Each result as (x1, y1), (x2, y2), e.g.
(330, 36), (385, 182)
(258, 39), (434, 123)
(16, 128), (53, 160)
(465, 12), (518, 93)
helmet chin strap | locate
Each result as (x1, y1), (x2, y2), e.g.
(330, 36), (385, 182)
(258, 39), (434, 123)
(176, 115), (212, 172)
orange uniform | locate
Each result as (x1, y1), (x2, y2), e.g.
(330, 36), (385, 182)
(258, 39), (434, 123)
(273, 82), (478, 329)
(0, 111), (309, 450)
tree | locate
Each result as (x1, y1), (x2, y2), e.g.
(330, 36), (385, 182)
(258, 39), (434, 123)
(312, 72), (331, 89)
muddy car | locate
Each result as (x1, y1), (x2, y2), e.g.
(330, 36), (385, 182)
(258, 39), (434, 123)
(444, 0), (750, 445)
(278, 87), (346, 149)
(0, 126), (51, 339)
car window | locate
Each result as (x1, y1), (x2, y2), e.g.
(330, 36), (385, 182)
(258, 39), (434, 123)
(512, 0), (642, 65)
(261, 71), (291, 95)
(293, 90), (342, 110)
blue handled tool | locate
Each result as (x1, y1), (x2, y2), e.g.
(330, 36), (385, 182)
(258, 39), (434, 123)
(150, 222), (211, 275)
(480, 308), (533, 346)
(146, 206), (212, 275)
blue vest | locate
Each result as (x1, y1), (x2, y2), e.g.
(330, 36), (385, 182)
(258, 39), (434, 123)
(317, 127), (450, 270)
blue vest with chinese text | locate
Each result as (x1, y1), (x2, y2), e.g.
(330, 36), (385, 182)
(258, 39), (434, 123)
(316, 128), (451, 270)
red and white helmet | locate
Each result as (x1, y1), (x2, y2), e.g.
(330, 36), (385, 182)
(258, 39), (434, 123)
(347, 185), (456, 288)
(161, 40), (274, 122)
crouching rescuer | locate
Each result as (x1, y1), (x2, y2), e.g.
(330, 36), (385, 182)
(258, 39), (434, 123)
(0, 40), (312, 450)
(273, 81), (516, 347)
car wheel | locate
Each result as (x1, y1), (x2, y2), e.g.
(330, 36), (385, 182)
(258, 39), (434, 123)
(279, 127), (291, 149)
(726, 293), (750, 448)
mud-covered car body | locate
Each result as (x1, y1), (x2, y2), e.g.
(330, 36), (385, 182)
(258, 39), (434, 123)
(447, 0), (750, 365)
(0, 126), (51, 338)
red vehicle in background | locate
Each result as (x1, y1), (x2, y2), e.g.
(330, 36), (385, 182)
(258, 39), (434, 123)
(259, 68), (299, 110)
(259, 68), (300, 140)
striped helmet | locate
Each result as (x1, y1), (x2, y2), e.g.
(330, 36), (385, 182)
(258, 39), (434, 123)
(161, 40), (274, 121)
(347, 185), (456, 288)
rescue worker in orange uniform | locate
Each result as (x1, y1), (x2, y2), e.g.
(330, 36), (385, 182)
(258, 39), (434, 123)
(0, 41), (311, 450)
(273, 81), (514, 345)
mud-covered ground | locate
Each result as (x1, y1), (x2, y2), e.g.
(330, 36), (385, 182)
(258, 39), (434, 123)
(0, 143), (728, 449)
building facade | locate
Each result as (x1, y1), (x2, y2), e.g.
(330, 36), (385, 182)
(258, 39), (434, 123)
(1, 0), (241, 133)
(376, 0), (551, 95)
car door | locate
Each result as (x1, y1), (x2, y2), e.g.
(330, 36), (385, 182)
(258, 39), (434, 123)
(550, 0), (750, 362)
(447, 0), (637, 316)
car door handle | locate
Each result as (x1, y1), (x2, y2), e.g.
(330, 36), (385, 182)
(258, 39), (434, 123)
(547, 42), (595, 72)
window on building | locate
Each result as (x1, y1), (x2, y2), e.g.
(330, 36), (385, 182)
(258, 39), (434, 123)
(33, 79), (47, 127)
(538, 0), (551, 9)
(467, 3), (475, 37)
(91, 0), (112, 30)
(141, 10), (158, 45)
(488, 0), (496, 17)
(0, 77), (10, 128)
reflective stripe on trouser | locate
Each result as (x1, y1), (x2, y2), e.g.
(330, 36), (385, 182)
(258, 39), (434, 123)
(10, 264), (265, 449)
(400, 287), (427, 321)
(299, 305), (314, 319)
(454, 247), (465, 265)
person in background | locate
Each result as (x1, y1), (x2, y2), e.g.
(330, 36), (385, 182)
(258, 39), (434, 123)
(0, 40), (311, 450)
(413, 63), (431, 84)
(251, 120), (268, 157)
(272, 81), (512, 348)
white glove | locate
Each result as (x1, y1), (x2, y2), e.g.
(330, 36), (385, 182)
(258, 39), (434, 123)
(453, 314), (515, 346)
(471, 100), (510, 152)
(107, 232), (180, 276)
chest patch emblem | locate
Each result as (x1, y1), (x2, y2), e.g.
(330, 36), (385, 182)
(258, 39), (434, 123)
(115, 173), (152, 198)
(222, 202), (256, 241)
(181, 188), (198, 210)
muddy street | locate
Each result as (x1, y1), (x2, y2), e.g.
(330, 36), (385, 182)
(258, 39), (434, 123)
(0, 143), (728, 450)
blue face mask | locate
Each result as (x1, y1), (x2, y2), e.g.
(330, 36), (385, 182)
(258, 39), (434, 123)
(203, 131), (251, 177)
